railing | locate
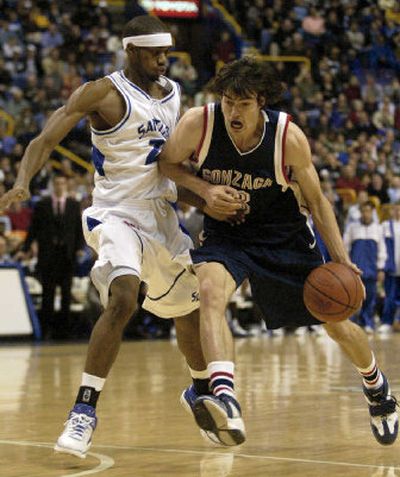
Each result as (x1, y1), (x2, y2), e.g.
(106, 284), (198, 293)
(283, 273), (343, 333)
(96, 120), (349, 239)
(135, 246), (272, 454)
(210, 0), (242, 35)
(0, 108), (93, 173)
(0, 109), (15, 136)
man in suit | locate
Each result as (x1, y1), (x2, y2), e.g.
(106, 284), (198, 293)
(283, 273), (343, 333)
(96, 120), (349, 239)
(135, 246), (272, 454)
(24, 173), (84, 338)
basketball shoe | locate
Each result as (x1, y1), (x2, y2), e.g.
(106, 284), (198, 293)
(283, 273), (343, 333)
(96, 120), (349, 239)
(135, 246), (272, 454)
(363, 374), (398, 445)
(54, 403), (97, 458)
(193, 394), (246, 446)
(181, 385), (226, 446)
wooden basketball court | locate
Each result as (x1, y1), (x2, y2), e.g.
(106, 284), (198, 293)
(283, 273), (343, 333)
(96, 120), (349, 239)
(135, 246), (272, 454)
(1, 332), (399, 476)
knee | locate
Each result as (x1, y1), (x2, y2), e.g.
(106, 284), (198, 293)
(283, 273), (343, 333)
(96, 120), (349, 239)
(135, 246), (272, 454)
(106, 279), (138, 326)
(324, 320), (358, 344)
(199, 277), (225, 312)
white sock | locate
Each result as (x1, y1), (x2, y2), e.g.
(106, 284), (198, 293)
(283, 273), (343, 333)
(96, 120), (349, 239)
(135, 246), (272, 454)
(188, 367), (209, 379)
(356, 353), (384, 390)
(81, 372), (106, 392)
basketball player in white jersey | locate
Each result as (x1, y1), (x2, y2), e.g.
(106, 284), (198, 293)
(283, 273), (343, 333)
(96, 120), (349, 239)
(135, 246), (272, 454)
(0, 16), (242, 457)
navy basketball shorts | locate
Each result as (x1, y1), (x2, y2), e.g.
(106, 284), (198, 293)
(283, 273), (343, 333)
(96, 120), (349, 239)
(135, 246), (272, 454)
(190, 233), (324, 329)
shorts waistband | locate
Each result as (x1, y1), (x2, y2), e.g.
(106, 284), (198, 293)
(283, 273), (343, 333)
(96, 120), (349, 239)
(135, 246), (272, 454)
(92, 197), (173, 210)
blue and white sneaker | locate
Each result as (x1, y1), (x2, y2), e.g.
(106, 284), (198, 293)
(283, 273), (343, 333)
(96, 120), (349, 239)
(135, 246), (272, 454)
(54, 404), (97, 458)
(193, 394), (246, 446)
(363, 375), (398, 445)
(180, 386), (225, 446)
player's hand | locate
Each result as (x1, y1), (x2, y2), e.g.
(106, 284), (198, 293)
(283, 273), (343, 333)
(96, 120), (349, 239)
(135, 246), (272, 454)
(345, 261), (366, 300)
(338, 260), (366, 300)
(0, 186), (30, 211)
(204, 206), (247, 225)
(204, 185), (244, 215)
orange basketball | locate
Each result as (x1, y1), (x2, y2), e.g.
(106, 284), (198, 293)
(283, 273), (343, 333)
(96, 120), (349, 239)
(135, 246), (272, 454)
(303, 262), (364, 322)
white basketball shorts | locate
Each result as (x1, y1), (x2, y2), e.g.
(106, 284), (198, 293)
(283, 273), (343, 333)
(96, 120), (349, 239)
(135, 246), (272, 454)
(82, 198), (199, 318)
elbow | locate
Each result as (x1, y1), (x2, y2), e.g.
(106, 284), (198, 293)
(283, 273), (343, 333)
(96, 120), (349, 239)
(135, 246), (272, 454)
(158, 160), (176, 179)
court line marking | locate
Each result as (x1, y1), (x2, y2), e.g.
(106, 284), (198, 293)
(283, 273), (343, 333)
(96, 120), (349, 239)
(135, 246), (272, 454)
(0, 440), (115, 476)
(94, 443), (400, 471)
(1, 439), (399, 473)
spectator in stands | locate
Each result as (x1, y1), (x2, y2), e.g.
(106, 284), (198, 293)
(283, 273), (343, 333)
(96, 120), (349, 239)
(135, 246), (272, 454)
(344, 201), (387, 334)
(336, 164), (365, 192)
(213, 30), (236, 65)
(367, 172), (390, 204)
(6, 201), (32, 232)
(345, 190), (379, 230)
(388, 176), (400, 203)
(302, 7), (326, 40)
(22, 173), (84, 339)
(381, 202), (400, 333)
(4, 87), (29, 118)
(373, 102), (395, 131)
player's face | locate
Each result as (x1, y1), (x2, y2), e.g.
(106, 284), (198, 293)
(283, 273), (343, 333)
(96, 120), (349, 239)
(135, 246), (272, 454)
(134, 46), (170, 81)
(221, 93), (263, 135)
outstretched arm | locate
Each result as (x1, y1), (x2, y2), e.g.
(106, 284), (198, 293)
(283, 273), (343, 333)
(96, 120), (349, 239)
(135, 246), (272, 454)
(159, 107), (244, 216)
(285, 122), (359, 271)
(0, 78), (113, 210)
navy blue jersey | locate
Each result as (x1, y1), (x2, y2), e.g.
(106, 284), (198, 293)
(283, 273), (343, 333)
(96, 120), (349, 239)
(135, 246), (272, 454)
(191, 103), (311, 245)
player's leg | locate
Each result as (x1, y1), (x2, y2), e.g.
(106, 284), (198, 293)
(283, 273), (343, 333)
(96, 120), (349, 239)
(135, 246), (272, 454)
(324, 320), (398, 445)
(55, 274), (140, 458)
(175, 310), (225, 446)
(192, 262), (246, 446)
(55, 214), (143, 458)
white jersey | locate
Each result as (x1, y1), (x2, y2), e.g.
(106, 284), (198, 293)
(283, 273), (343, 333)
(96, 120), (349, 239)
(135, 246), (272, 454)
(91, 70), (180, 205)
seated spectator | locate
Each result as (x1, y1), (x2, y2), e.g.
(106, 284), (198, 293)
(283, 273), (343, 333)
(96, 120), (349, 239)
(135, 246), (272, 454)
(6, 201), (32, 232)
(373, 103), (395, 131)
(213, 30), (236, 64)
(336, 164), (365, 192)
(368, 172), (390, 204)
(388, 176), (400, 203)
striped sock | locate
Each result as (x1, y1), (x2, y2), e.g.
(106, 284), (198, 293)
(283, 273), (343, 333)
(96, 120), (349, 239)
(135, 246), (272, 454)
(357, 354), (384, 390)
(208, 361), (235, 398)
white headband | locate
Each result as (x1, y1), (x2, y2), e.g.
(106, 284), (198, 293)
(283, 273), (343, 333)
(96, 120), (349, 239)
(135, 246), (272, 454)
(122, 33), (173, 50)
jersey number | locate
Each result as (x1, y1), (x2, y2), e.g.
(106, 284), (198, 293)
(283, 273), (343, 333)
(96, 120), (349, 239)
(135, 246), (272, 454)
(237, 191), (251, 214)
(145, 138), (166, 165)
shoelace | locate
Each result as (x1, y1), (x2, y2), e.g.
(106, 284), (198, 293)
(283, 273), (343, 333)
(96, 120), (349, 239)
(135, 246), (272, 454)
(64, 414), (94, 439)
(370, 395), (398, 417)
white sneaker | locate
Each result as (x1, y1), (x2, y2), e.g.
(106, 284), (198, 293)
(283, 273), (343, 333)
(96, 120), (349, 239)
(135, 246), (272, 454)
(193, 394), (246, 446)
(294, 327), (307, 336)
(377, 324), (393, 334)
(54, 404), (97, 458)
(364, 326), (375, 335)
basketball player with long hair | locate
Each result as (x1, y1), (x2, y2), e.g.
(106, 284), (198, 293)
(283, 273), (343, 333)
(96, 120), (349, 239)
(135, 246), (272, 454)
(159, 57), (398, 447)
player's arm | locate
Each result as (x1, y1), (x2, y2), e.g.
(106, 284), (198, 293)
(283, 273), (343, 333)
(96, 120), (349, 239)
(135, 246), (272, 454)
(0, 78), (112, 210)
(285, 122), (359, 271)
(159, 108), (243, 215)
